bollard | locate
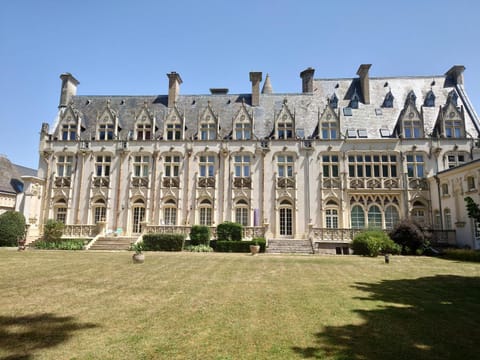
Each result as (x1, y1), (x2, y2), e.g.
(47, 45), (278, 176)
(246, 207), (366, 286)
(384, 254), (390, 264)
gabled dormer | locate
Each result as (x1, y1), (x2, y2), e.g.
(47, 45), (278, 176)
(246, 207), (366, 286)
(382, 91), (394, 108)
(424, 90), (435, 107)
(349, 89), (360, 109)
(275, 98), (295, 139)
(434, 93), (465, 139)
(329, 93), (338, 109)
(164, 105), (184, 140)
(394, 91), (424, 139)
(58, 103), (83, 140)
(232, 99), (253, 140)
(198, 101), (218, 140)
(96, 100), (119, 140)
(134, 101), (156, 140)
(318, 104), (340, 140)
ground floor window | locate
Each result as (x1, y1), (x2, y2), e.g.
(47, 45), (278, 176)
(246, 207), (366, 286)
(199, 199), (213, 226)
(385, 206), (400, 230)
(351, 205), (365, 229)
(235, 199), (249, 226)
(55, 207), (67, 224)
(132, 199), (146, 233)
(368, 205), (382, 229)
(164, 206), (177, 225)
(326, 209), (338, 229)
(279, 200), (293, 236)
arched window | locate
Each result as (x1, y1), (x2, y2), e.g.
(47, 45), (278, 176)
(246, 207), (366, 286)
(325, 200), (339, 229)
(93, 198), (106, 223)
(279, 199), (293, 236)
(164, 199), (177, 225)
(54, 198), (67, 224)
(351, 205), (365, 229)
(132, 199), (145, 233)
(411, 201), (426, 225)
(368, 205), (382, 229)
(199, 199), (213, 226)
(235, 199), (249, 226)
(385, 206), (399, 230)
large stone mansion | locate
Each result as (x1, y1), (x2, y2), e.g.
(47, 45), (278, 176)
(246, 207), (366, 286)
(22, 64), (480, 253)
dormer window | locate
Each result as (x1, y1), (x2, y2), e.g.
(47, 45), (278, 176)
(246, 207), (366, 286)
(424, 90), (435, 107)
(329, 93), (338, 109)
(404, 119), (422, 138)
(350, 90), (360, 109)
(165, 113), (183, 140)
(136, 123), (152, 140)
(234, 115), (251, 140)
(447, 90), (458, 106)
(98, 124), (114, 140)
(406, 91), (417, 105)
(200, 122), (216, 140)
(62, 124), (77, 140)
(445, 119), (462, 138)
(278, 117), (293, 139)
(382, 91), (394, 108)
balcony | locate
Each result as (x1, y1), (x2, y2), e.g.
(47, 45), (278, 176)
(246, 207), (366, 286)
(348, 177), (400, 190)
(93, 177), (109, 188)
(277, 177), (295, 188)
(309, 227), (364, 243)
(162, 177), (180, 188)
(408, 178), (429, 190)
(198, 176), (215, 188)
(54, 176), (71, 188)
(233, 177), (252, 189)
(322, 178), (341, 189)
(132, 177), (149, 188)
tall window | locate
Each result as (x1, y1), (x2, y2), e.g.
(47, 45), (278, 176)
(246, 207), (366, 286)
(322, 155), (339, 177)
(136, 123), (152, 140)
(235, 199), (249, 226)
(277, 155), (294, 177)
(93, 199), (106, 223)
(433, 210), (441, 230)
(326, 209), (339, 229)
(348, 154), (397, 178)
(96, 155), (111, 177)
(199, 155), (215, 177)
(385, 206), (399, 230)
(234, 155), (251, 177)
(441, 183), (449, 196)
(62, 124), (76, 140)
(411, 201), (426, 225)
(278, 119), (293, 139)
(132, 199), (145, 233)
(445, 120), (462, 138)
(166, 124), (182, 140)
(55, 199), (67, 224)
(406, 154), (424, 178)
(368, 205), (382, 229)
(321, 115), (338, 139)
(351, 205), (365, 229)
(163, 199), (177, 225)
(199, 199), (213, 225)
(444, 209), (452, 230)
(98, 124), (114, 140)
(165, 155), (181, 177)
(57, 155), (73, 177)
(235, 115), (251, 140)
(403, 120), (422, 139)
(467, 176), (476, 191)
(133, 155), (149, 177)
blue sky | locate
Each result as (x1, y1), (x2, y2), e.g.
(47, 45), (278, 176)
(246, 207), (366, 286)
(1, 0), (480, 169)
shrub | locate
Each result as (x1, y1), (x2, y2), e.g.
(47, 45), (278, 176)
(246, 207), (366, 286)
(214, 238), (266, 253)
(190, 225), (211, 245)
(34, 239), (85, 250)
(184, 244), (214, 252)
(216, 221), (243, 241)
(351, 230), (398, 257)
(142, 233), (185, 251)
(389, 219), (430, 255)
(43, 219), (65, 242)
(0, 211), (26, 246)
(443, 249), (480, 263)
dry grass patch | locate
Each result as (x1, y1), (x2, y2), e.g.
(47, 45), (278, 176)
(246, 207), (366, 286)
(0, 250), (479, 359)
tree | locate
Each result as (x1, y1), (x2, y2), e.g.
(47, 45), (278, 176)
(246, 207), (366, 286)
(389, 219), (429, 255)
(43, 219), (64, 242)
(464, 196), (480, 222)
(0, 211), (26, 246)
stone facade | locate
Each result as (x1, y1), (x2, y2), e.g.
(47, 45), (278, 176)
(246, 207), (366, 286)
(32, 65), (480, 252)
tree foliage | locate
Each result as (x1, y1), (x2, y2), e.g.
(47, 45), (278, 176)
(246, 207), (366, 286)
(0, 211), (26, 246)
(389, 219), (429, 255)
(351, 230), (400, 257)
(189, 225), (211, 245)
(464, 196), (480, 222)
(43, 219), (65, 242)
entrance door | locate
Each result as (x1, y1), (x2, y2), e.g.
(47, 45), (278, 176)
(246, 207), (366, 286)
(279, 207), (293, 236)
(133, 206), (145, 233)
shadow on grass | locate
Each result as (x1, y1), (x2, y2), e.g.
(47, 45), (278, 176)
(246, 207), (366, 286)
(0, 313), (98, 360)
(292, 275), (480, 360)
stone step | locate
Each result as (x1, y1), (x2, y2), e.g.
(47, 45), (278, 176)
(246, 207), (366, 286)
(267, 239), (314, 254)
(89, 236), (137, 251)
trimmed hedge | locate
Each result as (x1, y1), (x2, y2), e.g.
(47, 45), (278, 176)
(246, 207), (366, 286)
(217, 221), (243, 241)
(34, 238), (87, 250)
(443, 249), (480, 263)
(43, 219), (65, 242)
(351, 230), (400, 257)
(142, 233), (185, 251)
(214, 238), (266, 253)
(0, 211), (26, 246)
(190, 225), (210, 245)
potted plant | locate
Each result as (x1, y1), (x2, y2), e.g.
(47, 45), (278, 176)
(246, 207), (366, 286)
(131, 242), (145, 263)
(250, 239), (260, 256)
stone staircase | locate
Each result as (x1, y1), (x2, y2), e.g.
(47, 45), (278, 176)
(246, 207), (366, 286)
(266, 239), (314, 254)
(88, 236), (137, 251)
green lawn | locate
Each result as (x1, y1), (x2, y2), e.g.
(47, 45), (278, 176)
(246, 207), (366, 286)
(1, 250), (479, 360)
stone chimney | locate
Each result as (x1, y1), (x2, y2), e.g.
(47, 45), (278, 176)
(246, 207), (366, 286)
(445, 65), (466, 85)
(59, 73), (79, 108)
(356, 64), (372, 104)
(300, 67), (315, 93)
(167, 72), (183, 108)
(249, 72), (262, 106)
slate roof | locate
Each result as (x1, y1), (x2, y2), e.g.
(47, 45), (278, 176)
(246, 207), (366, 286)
(53, 69), (480, 142)
(0, 156), (37, 194)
